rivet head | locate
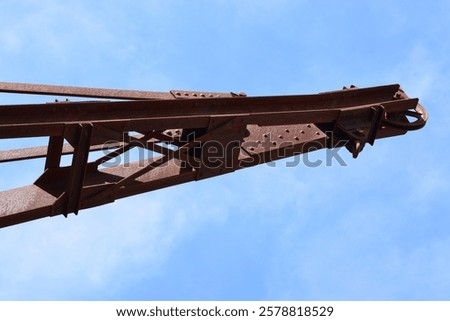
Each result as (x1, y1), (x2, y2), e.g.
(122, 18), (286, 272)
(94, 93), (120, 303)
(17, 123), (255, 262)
(355, 128), (365, 136)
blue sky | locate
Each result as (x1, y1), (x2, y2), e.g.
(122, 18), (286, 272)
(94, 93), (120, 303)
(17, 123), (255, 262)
(0, 0), (449, 300)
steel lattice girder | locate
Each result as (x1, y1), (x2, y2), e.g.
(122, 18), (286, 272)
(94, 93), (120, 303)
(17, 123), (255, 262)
(0, 82), (427, 228)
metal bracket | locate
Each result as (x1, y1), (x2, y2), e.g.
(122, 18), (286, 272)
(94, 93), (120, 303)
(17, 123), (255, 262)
(334, 105), (386, 158)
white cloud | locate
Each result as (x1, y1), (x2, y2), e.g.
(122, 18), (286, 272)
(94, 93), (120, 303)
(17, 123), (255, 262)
(266, 202), (450, 299)
(408, 166), (448, 204)
(0, 184), (229, 299)
(387, 43), (445, 100)
(1, 0), (449, 301)
(0, 30), (21, 54)
(0, 1), (137, 81)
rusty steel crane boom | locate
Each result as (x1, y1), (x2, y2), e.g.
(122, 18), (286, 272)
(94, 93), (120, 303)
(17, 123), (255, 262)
(0, 81), (427, 228)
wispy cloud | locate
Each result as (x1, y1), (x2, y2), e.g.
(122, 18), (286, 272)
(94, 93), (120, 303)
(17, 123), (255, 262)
(0, 185), (229, 299)
(0, 0), (449, 301)
(266, 202), (450, 300)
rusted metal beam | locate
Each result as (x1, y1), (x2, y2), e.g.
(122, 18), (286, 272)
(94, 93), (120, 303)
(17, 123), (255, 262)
(63, 123), (93, 215)
(0, 82), (428, 228)
(0, 81), (241, 101)
(0, 141), (124, 163)
(0, 81), (175, 100)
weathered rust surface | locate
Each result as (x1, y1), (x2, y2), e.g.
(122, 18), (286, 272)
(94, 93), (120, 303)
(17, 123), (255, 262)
(0, 82), (428, 228)
(0, 81), (174, 100)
